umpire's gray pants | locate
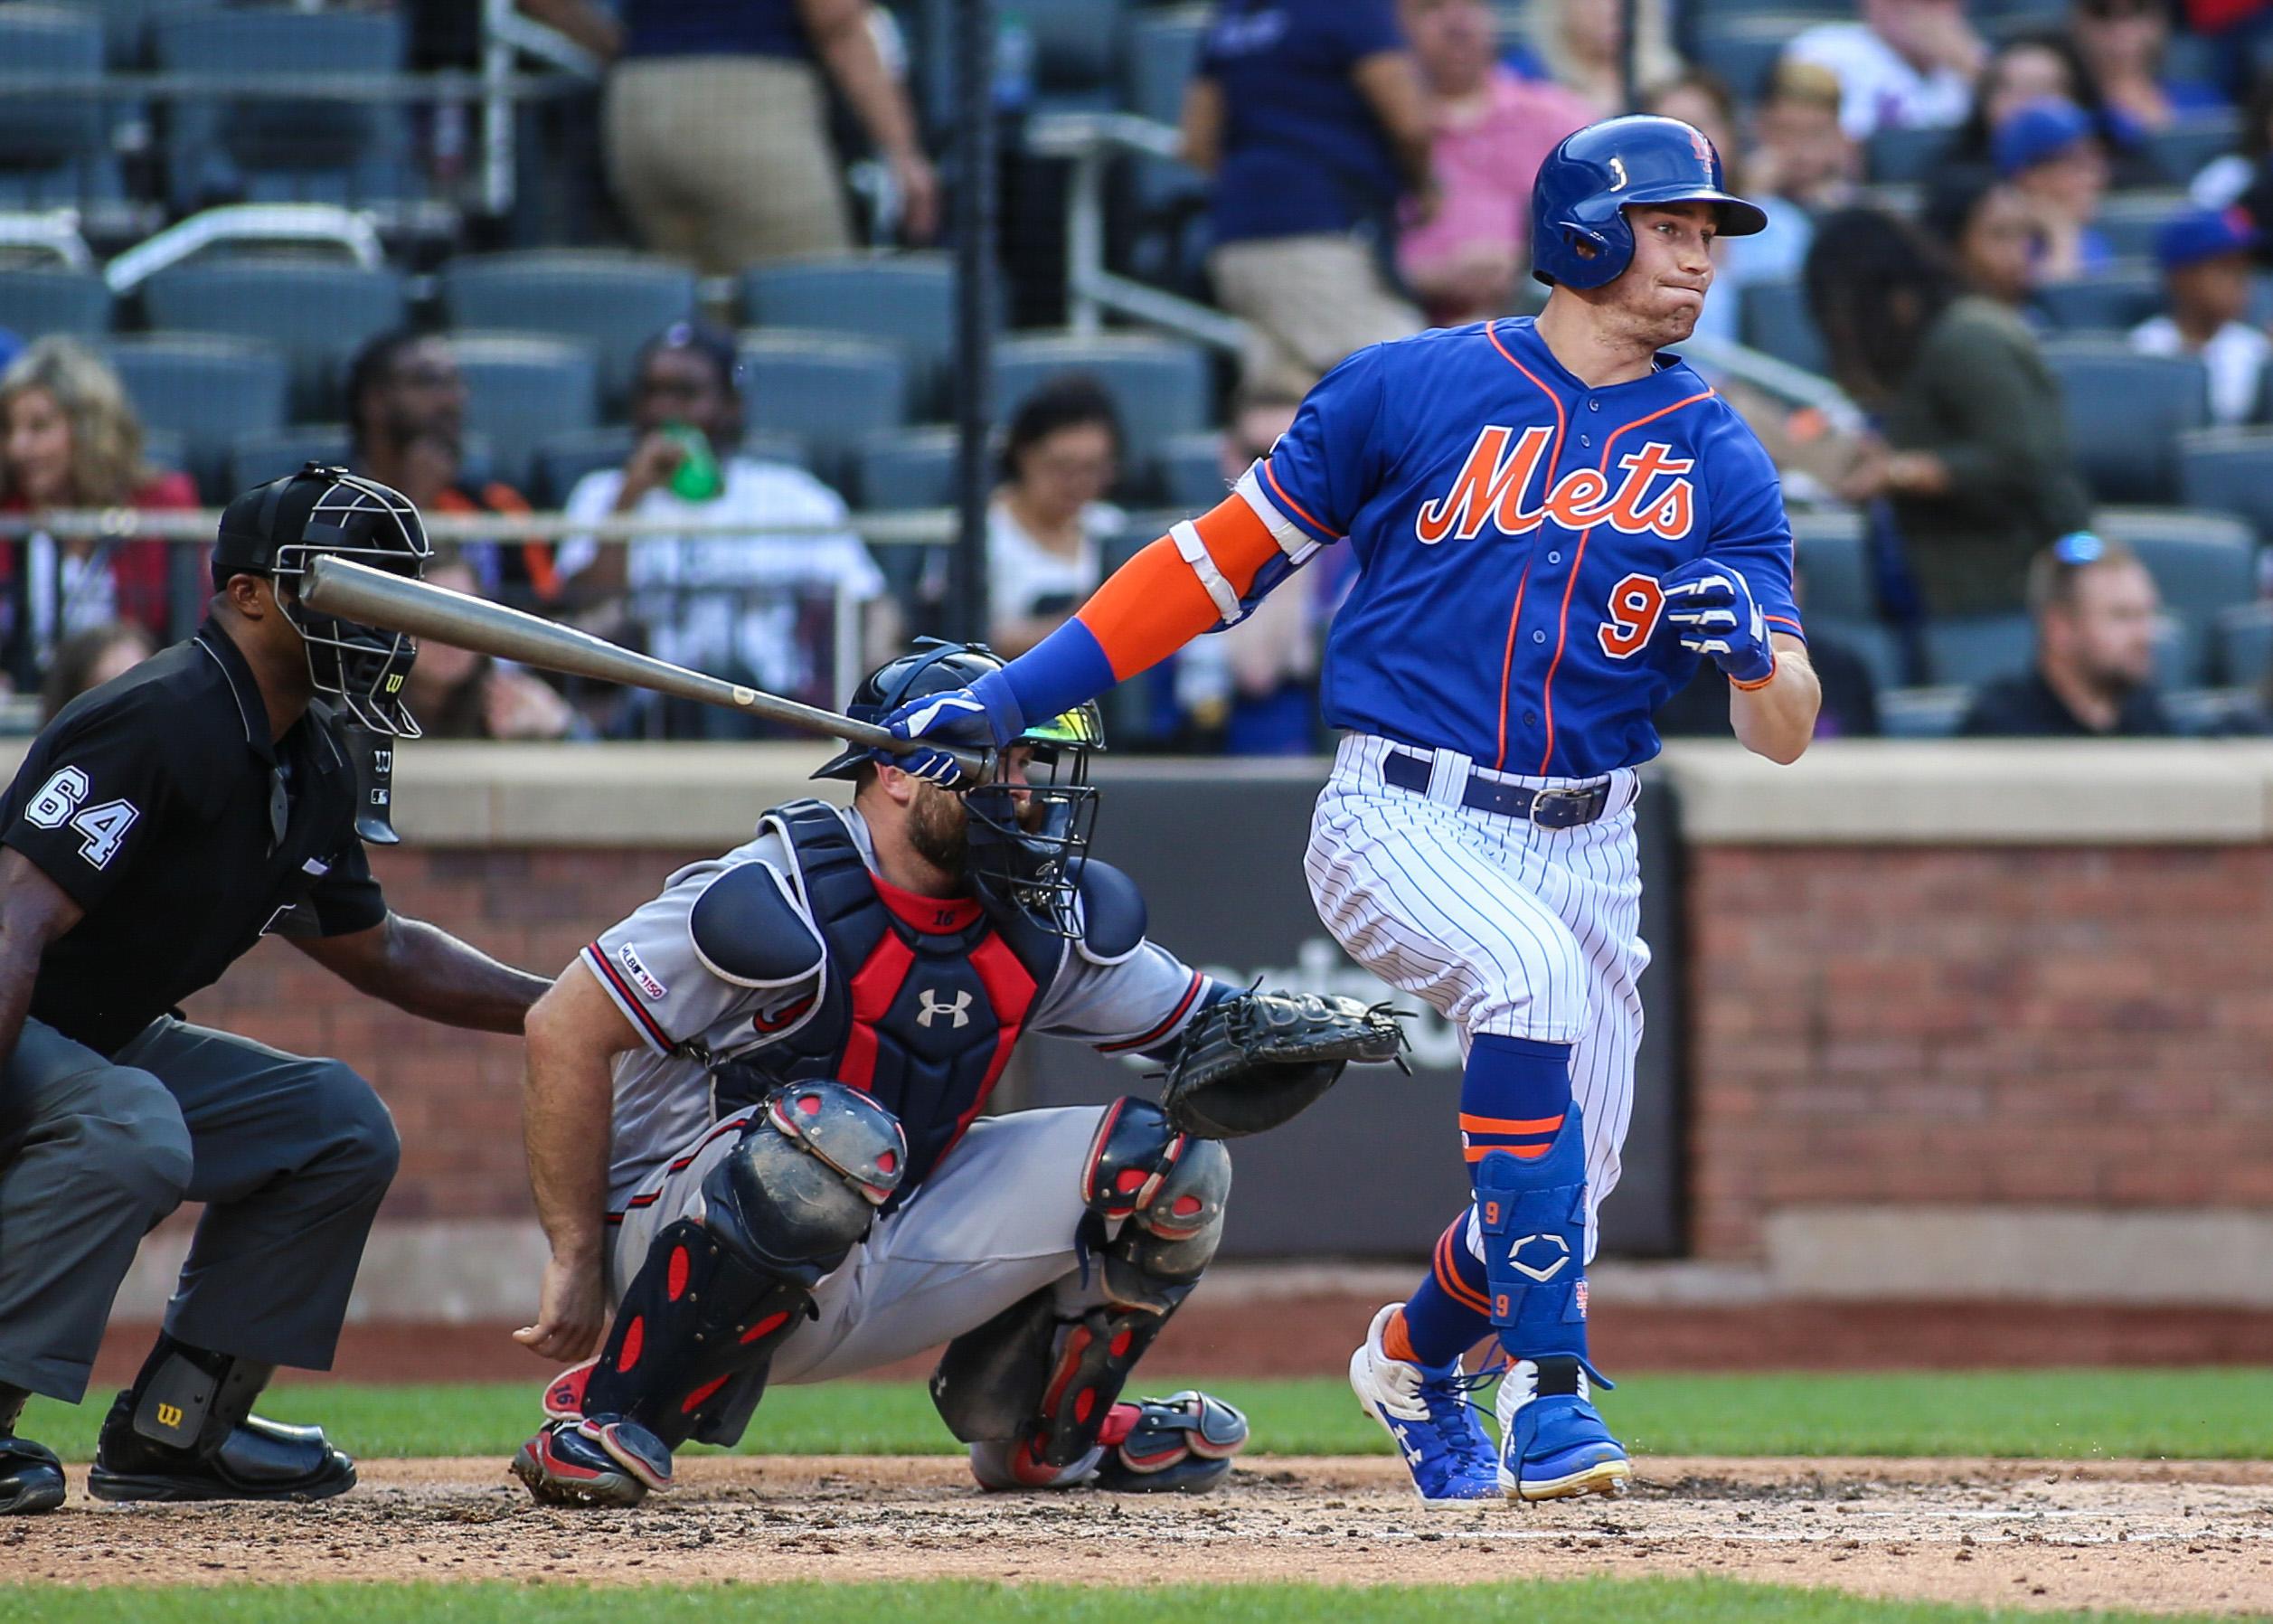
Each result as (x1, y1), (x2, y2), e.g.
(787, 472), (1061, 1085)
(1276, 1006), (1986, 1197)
(0, 1015), (401, 1402)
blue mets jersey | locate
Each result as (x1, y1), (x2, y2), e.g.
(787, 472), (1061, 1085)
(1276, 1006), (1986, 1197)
(1250, 316), (1803, 779)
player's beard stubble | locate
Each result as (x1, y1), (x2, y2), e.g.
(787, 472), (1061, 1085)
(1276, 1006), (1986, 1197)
(906, 783), (971, 876)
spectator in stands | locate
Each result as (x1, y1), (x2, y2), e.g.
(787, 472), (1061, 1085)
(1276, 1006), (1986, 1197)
(604, 0), (938, 275)
(1996, 99), (2116, 281)
(1747, 60), (1863, 219)
(344, 330), (546, 607)
(1513, 0), (1682, 120)
(398, 552), (582, 741)
(987, 377), (1125, 660)
(1184, 0), (1431, 396)
(555, 322), (891, 734)
(1946, 32), (2161, 187)
(1174, 390), (1320, 753)
(0, 338), (197, 693)
(1806, 208), (2091, 619)
(2070, 0), (2227, 131)
(38, 618), (156, 723)
(1959, 533), (2174, 736)
(2130, 207), (2270, 424)
(1782, 0), (1984, 141)
(1396, 0), (1591, 326)
(1922, 167), (2044, 309)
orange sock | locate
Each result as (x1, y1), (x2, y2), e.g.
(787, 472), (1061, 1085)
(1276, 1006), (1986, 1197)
(1382, 1307), (1420, 1364)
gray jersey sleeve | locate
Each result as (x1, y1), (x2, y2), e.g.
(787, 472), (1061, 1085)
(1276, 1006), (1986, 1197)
(1028, 938), (1215, 1057)
(582, 831), (822, 1059)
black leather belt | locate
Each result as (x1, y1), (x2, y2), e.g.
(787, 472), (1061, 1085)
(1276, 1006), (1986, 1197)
(1381, 750), (1612, 828)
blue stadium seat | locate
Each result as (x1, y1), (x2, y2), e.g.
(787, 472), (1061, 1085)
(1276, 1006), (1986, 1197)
(2214, 601), (2273, 686)
(857, 427), (957, 512)
(1123, 8), (1212, 220)
(449, 333), (601, 496)
(740, 256), (965, 417)
(737, 331), (910, 490)
(227, 425), (352, 496)
(2042, 340), (2206, 504)
(2032, 267), (2162, 334)
(0, 6), (123, 212)
(2147, 115), (2242, 189)
(1738, 279), (1829, 375)
(106, 334), (289, 497)
(441, 252), (697, 413)
(142, 259), (407, 420)
(1864, 126), (1951, 185)
(1921, 613), (2035, 688)
(138, 425), (187, 478)
(1028, 0), (1127, 114)
(1691, 14), (1812, 98)
(994, 333), (1212, 473)
(1790, 510), (1872, 621)
(1159, 431), (1230, 512)
(0, 267), (112, 342)
(2094, 192), (2190, 261)
(1805, 615), (1904, 695)
(2179, 427), (2273, 543)
(155, 6), (411, 211)
(2094, 506), (2259, 685)
(1878, 686), (1972, 738)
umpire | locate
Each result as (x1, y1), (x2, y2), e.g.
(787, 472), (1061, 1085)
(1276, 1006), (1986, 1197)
(0, 466), (551, 1513)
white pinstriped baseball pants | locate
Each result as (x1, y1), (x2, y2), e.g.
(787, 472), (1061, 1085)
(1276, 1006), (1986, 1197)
(1304, 733), (1648, 1262)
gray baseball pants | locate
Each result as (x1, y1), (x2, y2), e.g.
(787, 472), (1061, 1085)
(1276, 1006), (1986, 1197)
(0, 1015), (400, 1402)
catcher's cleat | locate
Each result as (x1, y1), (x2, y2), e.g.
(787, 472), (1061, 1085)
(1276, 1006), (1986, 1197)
(0, 1437), (66, 1515)
(1349, 1304), (1500, 1504)
(542, 1356), (597, 1422)
(1091, 1391), (1247, 1494)
(512, 1416), (672, 1508)
(1495, 1355), (1629, 1503)
(86, 1391), (354, 1504)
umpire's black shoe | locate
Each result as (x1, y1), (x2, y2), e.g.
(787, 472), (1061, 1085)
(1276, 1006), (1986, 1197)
(0, 1437), (66, 1515)
(86, 1391), (356, 1504)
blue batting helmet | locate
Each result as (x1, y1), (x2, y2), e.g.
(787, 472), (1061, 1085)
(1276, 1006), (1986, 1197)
(1531, 115), (1768, 290)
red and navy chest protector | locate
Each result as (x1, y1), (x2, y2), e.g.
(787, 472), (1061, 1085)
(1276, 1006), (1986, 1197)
(712, 800), (1077, 1204)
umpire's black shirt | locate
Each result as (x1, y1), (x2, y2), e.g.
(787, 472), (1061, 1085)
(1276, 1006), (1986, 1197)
(0, 618), (386, 1057)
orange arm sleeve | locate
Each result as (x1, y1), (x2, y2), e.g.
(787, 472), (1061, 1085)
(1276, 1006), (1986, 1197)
(1075, 495), (1287, 680)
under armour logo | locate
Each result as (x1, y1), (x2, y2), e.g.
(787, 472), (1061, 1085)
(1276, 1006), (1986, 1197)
(1507, 1233), (1571, 1282)
(917, 988), (972, 1029)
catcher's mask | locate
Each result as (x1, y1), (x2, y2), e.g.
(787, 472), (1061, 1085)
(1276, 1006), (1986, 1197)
(212, 464), (432, 737)
(815, 638), (1106, 939)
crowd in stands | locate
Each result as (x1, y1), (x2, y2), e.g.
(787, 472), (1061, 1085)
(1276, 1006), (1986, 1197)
(6, 0), (2273, 746)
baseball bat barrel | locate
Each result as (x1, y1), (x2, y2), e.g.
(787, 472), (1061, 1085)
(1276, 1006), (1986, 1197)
(300, 556), (991, 779)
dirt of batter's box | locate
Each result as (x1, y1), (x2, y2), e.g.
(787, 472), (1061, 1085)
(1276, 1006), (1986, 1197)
(14, 1457), (2273, 1616)
(89, 1298), (2273, 1386)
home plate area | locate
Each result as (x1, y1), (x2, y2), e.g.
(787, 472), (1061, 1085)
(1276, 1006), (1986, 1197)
(13, 1456), (2273, 1614)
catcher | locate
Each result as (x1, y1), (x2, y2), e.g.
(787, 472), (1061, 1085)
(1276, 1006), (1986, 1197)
(509, 642), (1400, 1506)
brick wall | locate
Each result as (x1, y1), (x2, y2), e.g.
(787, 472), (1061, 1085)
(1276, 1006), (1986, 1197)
(1686, 845), (2273, 1260)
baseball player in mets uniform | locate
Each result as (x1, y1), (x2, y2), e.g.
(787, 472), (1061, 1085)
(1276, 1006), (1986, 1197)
(885, 115), (1822, 1505)
(506, 644), (1255, 1507)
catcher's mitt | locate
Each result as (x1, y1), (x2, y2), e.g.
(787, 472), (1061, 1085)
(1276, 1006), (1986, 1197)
(1159, 990), (1409, 1139)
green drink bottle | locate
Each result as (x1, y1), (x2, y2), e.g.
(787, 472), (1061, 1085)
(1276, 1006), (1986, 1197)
(662, 421), (723, 502)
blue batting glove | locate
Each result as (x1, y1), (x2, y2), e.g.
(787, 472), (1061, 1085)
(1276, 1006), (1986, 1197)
(1657, 559), (1776, 685)
(879, 679), (1023, 784)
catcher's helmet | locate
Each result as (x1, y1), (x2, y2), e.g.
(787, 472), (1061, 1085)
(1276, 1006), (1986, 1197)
(1530, 114), (1768, 290)
(212, 463), (432, 737)
(816, 639), (1108, 939)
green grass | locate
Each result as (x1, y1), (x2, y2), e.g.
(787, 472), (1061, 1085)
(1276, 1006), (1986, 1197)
(0, 1580), (2249, 1624)
(24, 1368), (2273, 1462)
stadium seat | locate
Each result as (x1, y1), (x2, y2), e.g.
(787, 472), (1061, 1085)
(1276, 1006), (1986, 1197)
(449, 333), (601, 496)
(0, 5), (121, 212)
(2215, 601), (2273, 686)
(1738, 279), (1829, 376)
(155, 6), (411, 211)
(227, 425), (352, 496)
(0, 267), (112, 342)
(138, 425), (187, 477)
(1123, 8), (1212, 221)
(106, 334), (289, 497)
(2042, 340), (2206, 505)
(1689, 14), (1814, 98)
(1920, 613), (2034, 688)
(2180, 427), (2273, 542)
(1864, 126), (1951, 185)
(2094, 192), (2189, 261)
(2094, 506), (2259, 685)
(142, 259), (408, 420)
(1805, 613), (1904, 694)
(737, 331), (910, 491)
(740, 256), (964, 417)
(1790, 510), (1872, 621)
(1027, 0), (1126, 114)
(1159, 431), (1230, 512)
(441, 252), (698, 413)
(993, 333), (1212, 473)
(2163, 686), (2254, 735)
(1878, 686), (1972, 738)
(2147, 115), (2242, 189)
(857, 427), (957, 512)
(2032, 267), (2161, 334)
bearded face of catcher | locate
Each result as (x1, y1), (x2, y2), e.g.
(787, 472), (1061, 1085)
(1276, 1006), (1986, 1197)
(903, 747), (1052, 877)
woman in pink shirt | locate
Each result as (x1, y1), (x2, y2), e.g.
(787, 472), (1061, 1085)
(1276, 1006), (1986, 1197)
(1396, 0), (1594, 326)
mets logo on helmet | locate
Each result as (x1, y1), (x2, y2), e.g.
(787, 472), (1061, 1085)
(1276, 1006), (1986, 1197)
(1689, 125), (1714, 174)
(1416, 425), (1696, 546)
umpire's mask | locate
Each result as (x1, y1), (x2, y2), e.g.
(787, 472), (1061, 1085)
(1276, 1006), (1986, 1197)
(213, 464), (433, 737)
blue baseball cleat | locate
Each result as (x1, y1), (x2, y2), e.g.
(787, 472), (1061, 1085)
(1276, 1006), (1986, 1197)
(1349, 1304), (1500, 1505)
(1495, 1354), (1629, 1502)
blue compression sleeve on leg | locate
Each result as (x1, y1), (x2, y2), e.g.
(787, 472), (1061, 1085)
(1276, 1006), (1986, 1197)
(1400, 1212), (1494, 1368)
